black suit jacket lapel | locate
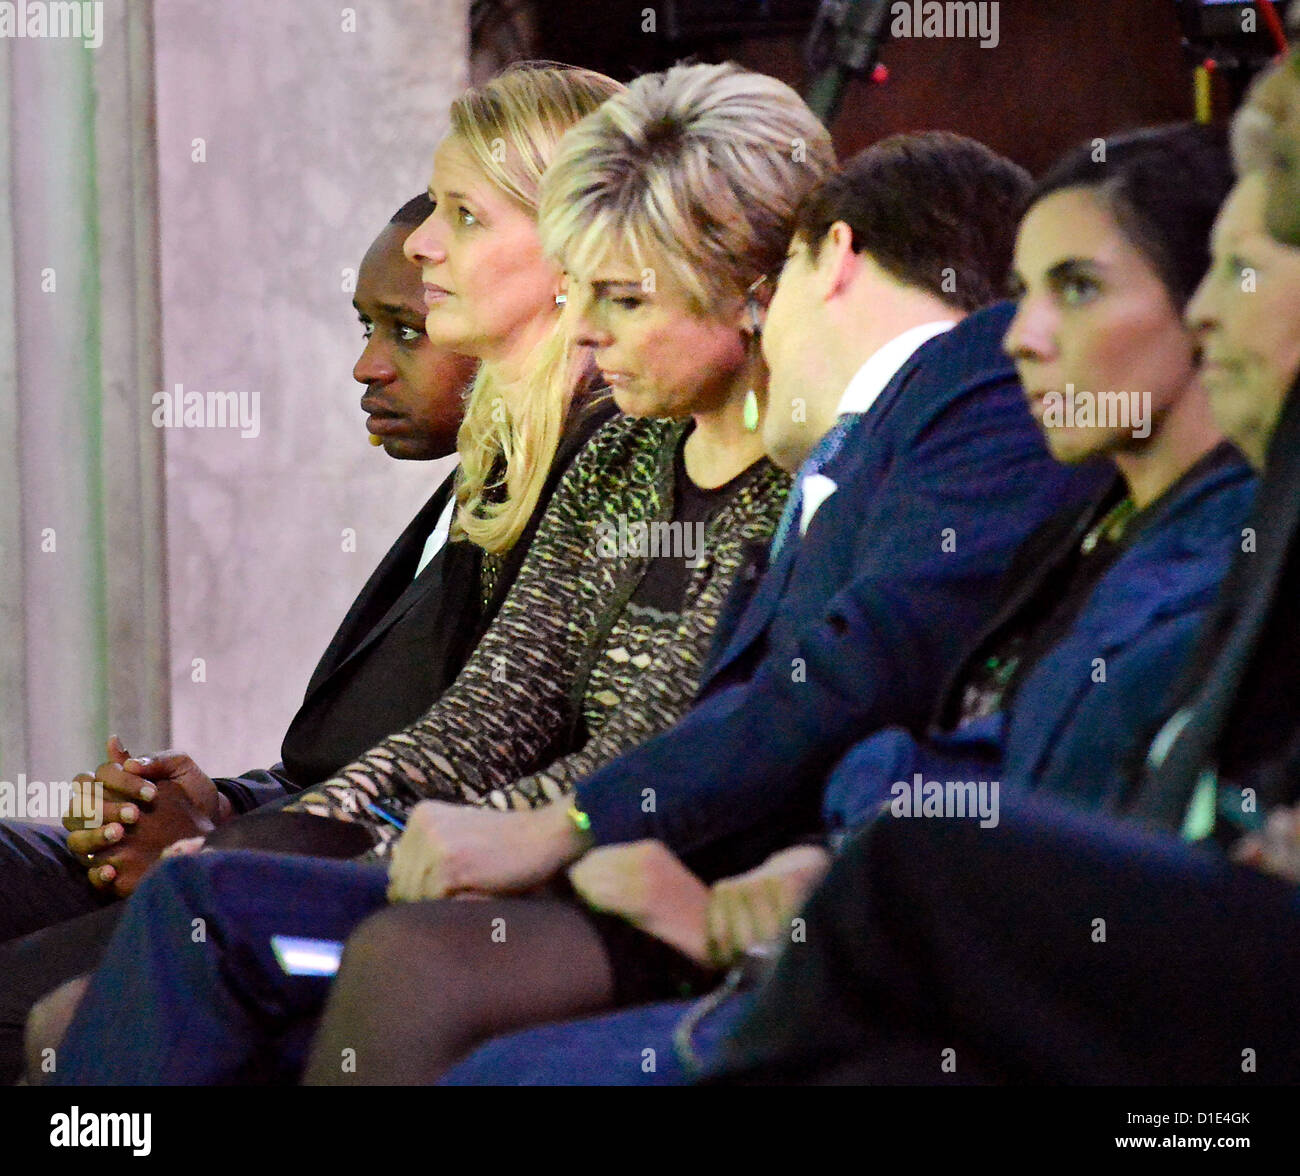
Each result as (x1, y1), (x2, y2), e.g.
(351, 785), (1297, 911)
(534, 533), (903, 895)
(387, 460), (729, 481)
(300, 476), (455, 704)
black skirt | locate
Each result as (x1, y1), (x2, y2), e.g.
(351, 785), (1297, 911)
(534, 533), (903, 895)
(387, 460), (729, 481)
(550, 877), (719, 1007)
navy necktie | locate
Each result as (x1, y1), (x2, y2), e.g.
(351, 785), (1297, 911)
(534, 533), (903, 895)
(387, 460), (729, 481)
(770, 412), (861, 557)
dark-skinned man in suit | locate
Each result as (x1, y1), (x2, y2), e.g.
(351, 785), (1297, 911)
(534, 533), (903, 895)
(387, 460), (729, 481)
(0, 197), (474, 928)
(0, 197), (483, 1082)
(5, 191), (611, 1080)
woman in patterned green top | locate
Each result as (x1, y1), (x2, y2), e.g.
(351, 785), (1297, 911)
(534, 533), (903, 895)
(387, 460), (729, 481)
(282, 63), (837, 852)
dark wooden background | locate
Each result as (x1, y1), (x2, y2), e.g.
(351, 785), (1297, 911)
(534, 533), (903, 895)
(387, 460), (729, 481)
(487, 0), (1227, 176)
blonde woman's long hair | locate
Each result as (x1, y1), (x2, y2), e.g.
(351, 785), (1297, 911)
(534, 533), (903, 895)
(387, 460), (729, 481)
(537, 61), (837, 320)
(449, 63), (623, 554)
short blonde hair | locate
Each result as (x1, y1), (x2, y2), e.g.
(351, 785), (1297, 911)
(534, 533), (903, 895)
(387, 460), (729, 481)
(538, 61), (836, 316)
(449, 63), (623, 554)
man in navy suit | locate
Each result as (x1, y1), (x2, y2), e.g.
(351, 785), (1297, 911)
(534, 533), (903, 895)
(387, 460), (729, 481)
(383, 134), (1107, 907)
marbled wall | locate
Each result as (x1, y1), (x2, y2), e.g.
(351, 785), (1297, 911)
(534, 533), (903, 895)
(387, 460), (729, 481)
(155, 0), (466, 776)
(3, 3), (170, 806)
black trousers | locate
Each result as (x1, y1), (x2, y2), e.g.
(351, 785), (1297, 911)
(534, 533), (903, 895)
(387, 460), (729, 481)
(0, 821), (125, 1083)
(0, 821), (115, 942)
(709, 794), (1300, 1084)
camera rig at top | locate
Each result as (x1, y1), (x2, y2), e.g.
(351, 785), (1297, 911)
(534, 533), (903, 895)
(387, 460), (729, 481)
(1175, 0), (1293, 115)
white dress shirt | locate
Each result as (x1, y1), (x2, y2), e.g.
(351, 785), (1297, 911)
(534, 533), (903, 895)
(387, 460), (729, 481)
(799, 320), (958, 536)
(414, 460), (461, 579)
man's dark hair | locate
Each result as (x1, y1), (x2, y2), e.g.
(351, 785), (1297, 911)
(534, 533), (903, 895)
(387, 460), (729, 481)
(793, 131), (1033, 312)
(1032, 123), (1233, 311)
(390, 192), (434, 226)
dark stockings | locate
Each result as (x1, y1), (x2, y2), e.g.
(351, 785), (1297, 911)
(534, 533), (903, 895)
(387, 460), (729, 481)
(302, 896), (615, 1085)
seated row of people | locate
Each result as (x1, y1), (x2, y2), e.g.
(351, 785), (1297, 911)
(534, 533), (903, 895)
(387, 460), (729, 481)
(6, 48), (1300, 1084)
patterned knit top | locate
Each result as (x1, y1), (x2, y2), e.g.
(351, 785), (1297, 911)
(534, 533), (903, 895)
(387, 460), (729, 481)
(287, 415), (790, 851)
